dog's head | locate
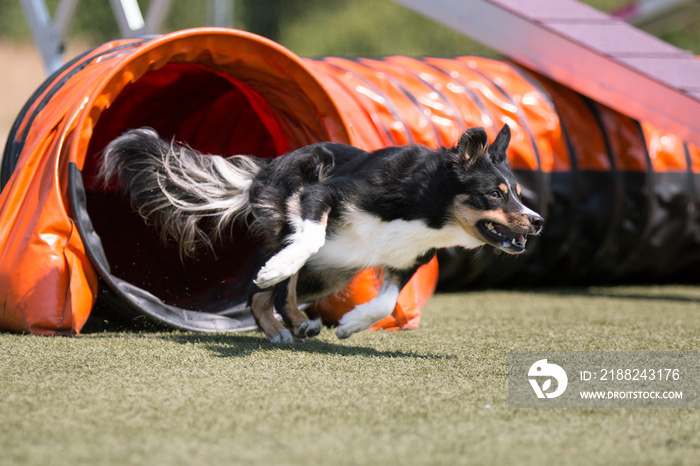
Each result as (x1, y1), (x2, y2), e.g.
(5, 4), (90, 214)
(449, 124), (544, 255)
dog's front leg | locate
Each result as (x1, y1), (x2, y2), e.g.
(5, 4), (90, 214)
(255, 191), (331, 289)
(335, 269), (404, 339)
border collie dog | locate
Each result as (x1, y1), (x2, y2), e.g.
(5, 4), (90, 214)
(99, 124), (543, 342)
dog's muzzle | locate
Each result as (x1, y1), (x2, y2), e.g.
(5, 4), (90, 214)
(477, 213), (544, 255)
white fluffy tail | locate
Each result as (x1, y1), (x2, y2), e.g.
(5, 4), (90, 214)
(99, 128), (261, 258)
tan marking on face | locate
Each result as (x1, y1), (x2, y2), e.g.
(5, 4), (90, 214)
(478, 210), (511, 227)
(452, 196), (511, 232)
(516, 184), (522, 197)
(451, 196), (480, 235)
(499, 183), (508, 195)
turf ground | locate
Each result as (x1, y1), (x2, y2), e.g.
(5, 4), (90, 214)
(1, 285), (699, 465)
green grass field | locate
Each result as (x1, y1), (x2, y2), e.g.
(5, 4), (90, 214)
(2, 285), (699, 465)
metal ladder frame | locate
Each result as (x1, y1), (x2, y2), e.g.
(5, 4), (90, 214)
(19, 0), (233, 75)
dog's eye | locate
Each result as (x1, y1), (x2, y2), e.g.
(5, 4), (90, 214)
(488, 190), (502, 199)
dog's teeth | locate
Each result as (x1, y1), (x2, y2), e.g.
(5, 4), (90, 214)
(486, 222), (495, 232)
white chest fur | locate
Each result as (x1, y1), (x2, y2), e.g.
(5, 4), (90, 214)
(307, 209), (484, 271)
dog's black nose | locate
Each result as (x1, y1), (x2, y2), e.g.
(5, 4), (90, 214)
(530, 215), (544, 233)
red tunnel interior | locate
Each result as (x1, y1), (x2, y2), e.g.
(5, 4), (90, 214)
(83, 63), (294, 310)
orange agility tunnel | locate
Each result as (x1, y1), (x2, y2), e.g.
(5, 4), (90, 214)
(1, 28), (698, 335)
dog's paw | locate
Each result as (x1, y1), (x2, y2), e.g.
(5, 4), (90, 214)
(254, 253), (306, 289)
(335, 289), (399, 339)
(335, 322), (364, 339)
(268, 329), (294, 344)
(335, 313), (374, 339)
(254, 266), (289, 289)
(294, 318), (322, 339)
(255, 220), (327, 289)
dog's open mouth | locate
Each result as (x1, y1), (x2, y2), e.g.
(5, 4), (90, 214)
(477, 220), (529, 254)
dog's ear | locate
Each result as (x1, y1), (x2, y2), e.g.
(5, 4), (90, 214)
(312, 145), (335, 181)
(456, 127), (489, 165)
(488, 124), (511, 165)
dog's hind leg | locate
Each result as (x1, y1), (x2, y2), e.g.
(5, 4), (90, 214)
(335, 251), (436, 339)
(335, 270), (403, 339)
(250, 290), (293, 343)
(273, 273), (322, 340)
(254, 191), (330, 289)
